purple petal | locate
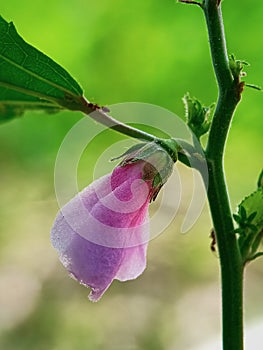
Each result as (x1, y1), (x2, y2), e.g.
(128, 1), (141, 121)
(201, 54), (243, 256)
(51, 163), (151, 301)
(51, 212), (147, 301)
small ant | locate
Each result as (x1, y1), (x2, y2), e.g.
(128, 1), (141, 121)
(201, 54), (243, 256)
(87, 102), (110, 113)
(87, 102), (100, 110)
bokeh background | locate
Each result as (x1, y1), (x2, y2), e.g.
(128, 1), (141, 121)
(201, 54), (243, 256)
(0, 0), (262, 349)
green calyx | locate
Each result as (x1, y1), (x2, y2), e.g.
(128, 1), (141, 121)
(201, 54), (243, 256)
(113, 138), (179, 166)
(155, 138), (179, 163)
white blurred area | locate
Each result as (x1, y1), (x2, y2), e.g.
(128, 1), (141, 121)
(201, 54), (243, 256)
(0, 172), (58, 333)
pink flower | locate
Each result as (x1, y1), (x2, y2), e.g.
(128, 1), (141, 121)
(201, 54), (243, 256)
(51, 142), (175, 301)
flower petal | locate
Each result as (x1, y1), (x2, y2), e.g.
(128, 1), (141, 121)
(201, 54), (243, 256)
(115, 243), (147, 281)
(51, 212), (124, 301)
(51, 162), (152, 301)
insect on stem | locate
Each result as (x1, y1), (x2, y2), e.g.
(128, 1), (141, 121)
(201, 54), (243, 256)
(210, 228), (217, 253)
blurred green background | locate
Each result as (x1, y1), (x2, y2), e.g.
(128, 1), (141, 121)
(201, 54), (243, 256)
(0, 0), (262, 349)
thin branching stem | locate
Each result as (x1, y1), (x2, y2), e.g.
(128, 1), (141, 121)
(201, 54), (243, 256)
(79, 97), (200, 168)
(178, 0), (204, 9)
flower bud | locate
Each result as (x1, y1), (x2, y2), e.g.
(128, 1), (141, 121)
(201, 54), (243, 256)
(51, 141), (176, 301)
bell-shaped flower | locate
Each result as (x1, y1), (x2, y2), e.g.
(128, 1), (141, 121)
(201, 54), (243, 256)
(51, 141), (176, 301)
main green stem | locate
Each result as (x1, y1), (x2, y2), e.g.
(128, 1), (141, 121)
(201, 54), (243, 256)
(203, 1), (244, 349)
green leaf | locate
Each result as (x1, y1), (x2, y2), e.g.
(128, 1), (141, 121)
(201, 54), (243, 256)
(236, 187), (263, 263)
(0, 16), (85, 122)
(239, 189), (263, 228)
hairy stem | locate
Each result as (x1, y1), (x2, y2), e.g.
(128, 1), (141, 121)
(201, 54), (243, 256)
(203, 1), (244, 349)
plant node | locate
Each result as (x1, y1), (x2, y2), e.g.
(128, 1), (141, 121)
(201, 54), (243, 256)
(178, 0), (204, 9)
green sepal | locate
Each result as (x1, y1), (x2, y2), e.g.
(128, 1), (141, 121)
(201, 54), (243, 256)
(117, 139), (179, 167)
(120, 142), (164, 165)
(156, 138), (179, 163)
(152, 172), (162, 188)
(111, 143), (147, 162)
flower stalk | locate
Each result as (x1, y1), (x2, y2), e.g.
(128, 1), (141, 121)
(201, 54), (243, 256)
(79, 97), (203, 170)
